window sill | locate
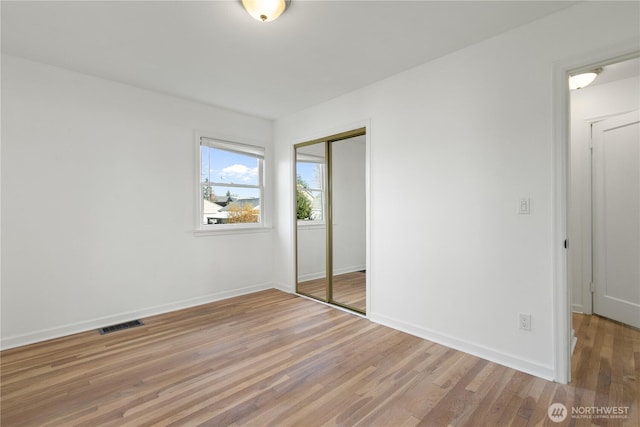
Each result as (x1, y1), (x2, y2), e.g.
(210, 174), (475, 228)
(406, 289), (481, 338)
(193, 226), (271, 237)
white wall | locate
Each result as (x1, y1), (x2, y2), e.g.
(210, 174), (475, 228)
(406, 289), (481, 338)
(1, 55), (274, 349)
(273, 2), (640, 380)
(569, 75), (640, 313)
(297, 225), (326, 281)
(332, 136), (366, 275)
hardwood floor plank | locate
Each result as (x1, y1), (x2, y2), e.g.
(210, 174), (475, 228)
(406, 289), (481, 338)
(459, 364), (516, 426)
(465, 361), (498, 393)
(1, 291), (638, 426)
(414, 358), (488, 426)
(298, 271), (366, 312)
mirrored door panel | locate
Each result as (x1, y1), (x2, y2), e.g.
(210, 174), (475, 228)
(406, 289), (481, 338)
(295, 128), (366, 314)
(295, 142), (327, 302)
(330, 136), (366, 312)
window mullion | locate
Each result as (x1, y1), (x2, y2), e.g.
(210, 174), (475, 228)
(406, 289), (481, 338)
(211, 182), (261, 189)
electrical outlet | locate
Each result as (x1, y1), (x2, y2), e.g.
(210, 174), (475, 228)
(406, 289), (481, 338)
(519, 313), (531, 331)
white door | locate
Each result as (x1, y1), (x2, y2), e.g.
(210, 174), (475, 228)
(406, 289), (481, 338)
(592, 110), (640, 328)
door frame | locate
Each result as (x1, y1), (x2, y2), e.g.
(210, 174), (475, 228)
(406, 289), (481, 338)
(291, 120), (371, 316)
(553, 42), (639, 384)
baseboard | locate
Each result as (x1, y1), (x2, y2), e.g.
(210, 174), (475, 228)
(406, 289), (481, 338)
(369, 312), (555, 381)
(572, 304), (584, 313)
(333, 264), (366, 275)
(0, 282), (274, 350)
(298, 265), (365, 282)
(298, 271), (326, 282)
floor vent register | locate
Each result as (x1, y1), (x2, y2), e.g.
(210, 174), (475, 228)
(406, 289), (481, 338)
(98, 319), (144, 335)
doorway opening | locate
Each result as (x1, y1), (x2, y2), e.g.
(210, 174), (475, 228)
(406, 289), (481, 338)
(567, 54), (640, 378)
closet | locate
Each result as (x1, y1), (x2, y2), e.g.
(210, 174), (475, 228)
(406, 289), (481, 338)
(294, 128), (367, 313)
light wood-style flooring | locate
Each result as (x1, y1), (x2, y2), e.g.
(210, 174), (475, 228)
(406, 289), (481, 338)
(1, 289), (638, 426)
(297, 271), (366, 312)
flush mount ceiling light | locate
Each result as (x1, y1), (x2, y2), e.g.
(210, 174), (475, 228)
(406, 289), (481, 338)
(241, 0), (290, 22)
(569, 68), (602, 90)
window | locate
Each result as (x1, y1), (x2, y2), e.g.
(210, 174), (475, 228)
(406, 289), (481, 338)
(199, 137), (264, 227)
(296, 154), (324, 222)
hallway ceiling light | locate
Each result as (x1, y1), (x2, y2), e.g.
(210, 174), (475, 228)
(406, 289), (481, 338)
(241, 0), (290, 22)
(569, 68), (602, 90)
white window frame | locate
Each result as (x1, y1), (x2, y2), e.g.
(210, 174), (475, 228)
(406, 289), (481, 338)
(296, 153), (326, 225)
(195, 133), (267, 235)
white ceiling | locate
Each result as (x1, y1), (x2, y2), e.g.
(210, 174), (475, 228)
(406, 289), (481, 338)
(1, 1), (578, 119)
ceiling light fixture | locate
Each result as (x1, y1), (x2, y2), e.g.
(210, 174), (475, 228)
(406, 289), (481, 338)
(569, 68), (602, 90)
(241, 0), (290, 22)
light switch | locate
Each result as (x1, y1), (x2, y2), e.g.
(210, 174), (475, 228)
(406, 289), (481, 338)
(519, 198), (531, 215)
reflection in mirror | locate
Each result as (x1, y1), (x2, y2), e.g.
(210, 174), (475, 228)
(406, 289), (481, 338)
(330, 136), (366, 312)
(295, 142), (327, 302)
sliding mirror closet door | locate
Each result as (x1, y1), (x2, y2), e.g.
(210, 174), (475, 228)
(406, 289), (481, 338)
(295, 142), (328, 302)
(330, 136), (366, 312)
(295, 128), (367, 313)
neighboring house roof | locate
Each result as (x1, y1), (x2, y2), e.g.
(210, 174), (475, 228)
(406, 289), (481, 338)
(203, 199), (224, 214)
(204, 198), (261, 222)
(220, 198), (260, 212)
(205, 195), (235, 206)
